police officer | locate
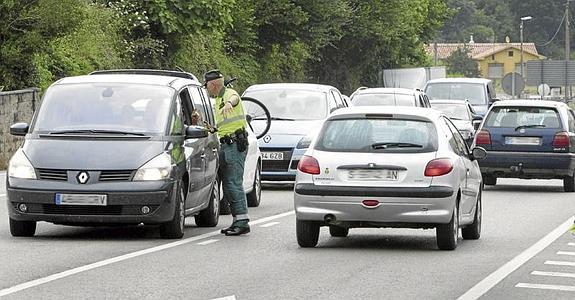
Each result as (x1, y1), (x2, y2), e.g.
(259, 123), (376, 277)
(204, 70), (251, 236)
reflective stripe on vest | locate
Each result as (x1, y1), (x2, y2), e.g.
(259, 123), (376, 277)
(214, 88), (247, 136)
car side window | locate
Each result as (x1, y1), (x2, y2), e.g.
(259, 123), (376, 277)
(198, 87), (216, 126)
(170, 95), (185, 135)
(333, 90), (346, 108)
(424, 95), (431, 107)
(418, 95), (426, 107)
(568, 110), (575, 133)
(178, 88), (194, 126)
(444, 117), (468, 155)
(188, 86), (210, 126)
(328, 92), (339, 111)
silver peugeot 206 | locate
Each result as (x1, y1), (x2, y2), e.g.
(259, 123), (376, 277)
(294, 106), (487, 250)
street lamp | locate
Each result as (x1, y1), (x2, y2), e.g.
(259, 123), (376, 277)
(520, 16), (533, 80)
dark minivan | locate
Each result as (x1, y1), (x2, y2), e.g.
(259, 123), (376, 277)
(6, 70), (220, 238)
(474, 100), (575, 192)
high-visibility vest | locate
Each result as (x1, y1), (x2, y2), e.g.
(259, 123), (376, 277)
(214, 88), (247, 137)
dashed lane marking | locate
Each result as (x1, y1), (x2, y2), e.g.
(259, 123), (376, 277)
(569, 243), (575, 246)
(516, 283), (575, 292)
(531, 271), (575, 278)
(260, 222), (280, 228)
(557, 251), (575, 256)
(213, 295), (236, 300)
(457, 216), (575, 300)
(0, 210), (295, 297)
(545, 261), (575, 267)
(197, 239), (219, 246)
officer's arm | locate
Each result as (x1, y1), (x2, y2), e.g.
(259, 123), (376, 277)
(227, 95), (240, 107)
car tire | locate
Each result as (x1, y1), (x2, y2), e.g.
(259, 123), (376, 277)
(563, 171), (575, 192)
(160, 180), (185, 239)
(462, 189), (482, 240)
(247, 163), (261, 207)
(9, 218), (36, 237)
(436, 204), (459, 250)
(296, 219), (320, 248)
(483, 174), (497, 186)
(195, 178), (220, 227)
(329, 225), (349, 237)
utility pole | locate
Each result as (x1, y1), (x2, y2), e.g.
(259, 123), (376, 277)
(566, 0), (571, 101)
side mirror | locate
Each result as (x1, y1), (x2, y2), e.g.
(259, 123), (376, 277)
(185, 125), (209, 139)
(471, 147), (487, 160)
(10, 123), (29, 136)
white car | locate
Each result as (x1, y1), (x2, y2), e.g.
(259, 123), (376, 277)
(294, 106), (487, 250)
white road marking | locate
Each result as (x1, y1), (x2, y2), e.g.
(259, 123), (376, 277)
(260, 222), (280, 228)
(197, 239), (219, 246)
(532, 271), (575, 278)
(545, 261), (575, 267)
(557, 251), (575, 256)
(213, 295), (236, 300)
(457, 216), (575, 300)
(0, 210), (295, 297)
(569, 243), (575, 246)
(516, 283), (575, 292)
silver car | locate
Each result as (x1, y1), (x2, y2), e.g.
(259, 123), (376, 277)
(294, 106), (487, 250)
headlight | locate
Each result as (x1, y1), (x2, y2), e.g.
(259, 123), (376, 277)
(8, 149), (36, 179)
(296, 136), (312, 149)
(133, 153), (173, 181)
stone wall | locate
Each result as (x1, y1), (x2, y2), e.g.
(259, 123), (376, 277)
(0, 88), (40, 169)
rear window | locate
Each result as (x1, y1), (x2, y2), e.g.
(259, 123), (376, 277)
(314, 118), (438, 153)
(352, 93), (415, 107)
(425, 83), (486, 106)
(485, 106), (561, 129)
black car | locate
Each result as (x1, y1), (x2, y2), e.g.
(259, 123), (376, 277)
(6, 70), (220, 238)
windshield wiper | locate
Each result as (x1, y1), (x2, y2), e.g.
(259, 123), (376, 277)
(49, 129), (146, 136)
(371, 142), (423, 149)
(514, 124), (546, 131)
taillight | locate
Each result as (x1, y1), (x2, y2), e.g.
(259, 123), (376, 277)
(553, 132), (571, 148)
(298, 155), (320, 175)
(475, 129), (491, 145)
(425, 158), (453, 177)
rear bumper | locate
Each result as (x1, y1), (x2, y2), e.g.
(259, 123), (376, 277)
(6, 178), (176, 224)
(294, 184), (456, 225)
(480, 151), (575, 178)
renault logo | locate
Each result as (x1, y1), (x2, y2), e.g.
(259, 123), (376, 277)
(263, 135), (272, 143)
(77, 172), (90, 184)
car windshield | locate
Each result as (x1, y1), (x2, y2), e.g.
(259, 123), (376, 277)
(352, 93), (415, 106)
(431, 103), (470, 120)
(33, 83), (174, 134)
(425, 83), (486, 105)
(315, 118), (438, 153)
(243, 89), (327, 120)
(485, 106), (561, 128)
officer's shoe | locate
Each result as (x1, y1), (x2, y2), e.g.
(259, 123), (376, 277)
(224, 225), (250, 236)
(220, 226), (234, 234)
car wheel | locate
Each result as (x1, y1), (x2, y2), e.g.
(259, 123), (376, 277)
(483, 174), (497, 186)
(329, 225), (349, 237)
(247, 163), (261, 207)
(436, 204), (459, 250)
(462, 189), (482, 240)
(160, 180), (185, 239)
(296, 219), (320, 248)
(9, 218), (36, 237)
(219, 182), (231, 215)
(195, 178), (220, 227)
(563, 171), (575, 192)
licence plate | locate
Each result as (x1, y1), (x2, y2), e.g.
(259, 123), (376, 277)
(348, 169), (399, 181)
(505, 137), (541, 145)
(262, 152), (284, 160)
(55, 194), (107, 206)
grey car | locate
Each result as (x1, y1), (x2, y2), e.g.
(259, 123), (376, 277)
(424, 78), (498, 116)
(350, 88), (431, 107)
(6, 70), (220, 239)
(294, 106), (487, 250)
(430, 99), (483, 145)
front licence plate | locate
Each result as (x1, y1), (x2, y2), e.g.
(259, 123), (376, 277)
(262, 152), (284, 160)
(348, 169), (399, 181)
(505, 137), (541, 145)
(55, 194), (107, 206)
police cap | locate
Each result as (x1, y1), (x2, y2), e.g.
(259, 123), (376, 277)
(203, 69), (223, 85)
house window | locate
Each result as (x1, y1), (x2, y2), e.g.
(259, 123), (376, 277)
(508, 51), (514, 57)
(488, 63), (504, 79)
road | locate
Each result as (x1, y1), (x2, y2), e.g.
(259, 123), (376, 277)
(1, 171), (575, 299)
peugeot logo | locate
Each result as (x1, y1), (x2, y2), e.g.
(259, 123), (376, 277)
(519, 128), (526, 134)
(77, 172), (90, 184)
(263, 135), (272, 143)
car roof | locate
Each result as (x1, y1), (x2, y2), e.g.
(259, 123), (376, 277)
(354, 88), (416, 96)
(244, 83), (336, 93)
(491, 100), (569, 108)
(426, 78), (491, 84)
(328, 106), (442, 121)
(54, 73), (201, 90)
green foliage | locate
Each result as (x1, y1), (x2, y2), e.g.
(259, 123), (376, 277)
(445, 46), (480, 77)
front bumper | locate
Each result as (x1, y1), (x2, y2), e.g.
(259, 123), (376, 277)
(6, 178), (177, 224)
(294, 184), (456, 226)
(480, 151), (575, 179)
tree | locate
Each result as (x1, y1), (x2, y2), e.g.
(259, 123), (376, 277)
(445, 46), (480, 77)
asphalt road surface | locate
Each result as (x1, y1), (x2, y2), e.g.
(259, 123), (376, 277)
(2, 172), (575, 299)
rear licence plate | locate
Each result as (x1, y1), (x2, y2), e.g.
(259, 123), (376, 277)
(55, 194), (107, 206)
(505, 137), (541, 145)
(262, 152), (284, 160)
(348, 169), (398, 181)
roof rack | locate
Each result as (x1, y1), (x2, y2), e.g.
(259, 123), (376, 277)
(90, 69), (199, 81)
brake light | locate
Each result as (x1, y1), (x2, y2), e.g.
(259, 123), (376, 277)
(475, 129), (491, 145)
(298, 155), (320, 175)
(425, 158), (453, 177)
(553, 132), (571, 148)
